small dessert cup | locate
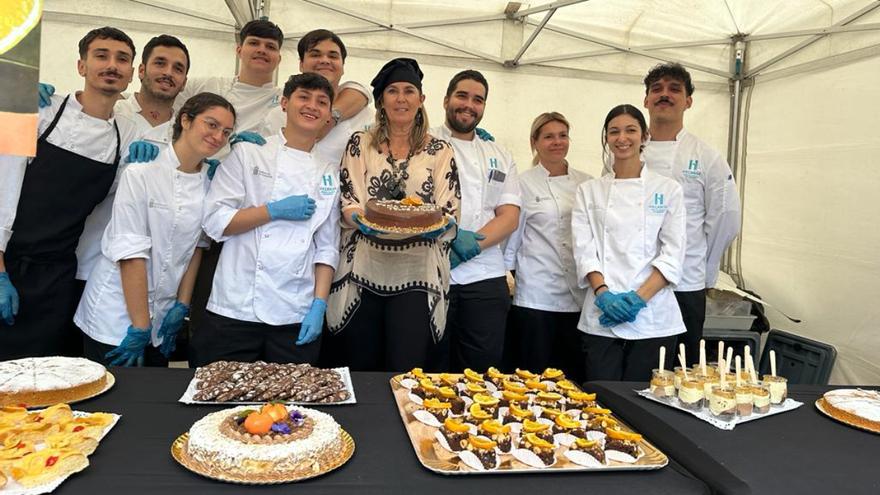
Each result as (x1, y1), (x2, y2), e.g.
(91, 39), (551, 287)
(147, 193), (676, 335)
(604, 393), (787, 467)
(751, 383), (771, 414)
(677, 377), (705, 411)
(673, 367), (686, 391)
(708, 385), (737, 422)
(762, 375), (788, 406)
(734, 385), (753, 417)
(650, 369), (676, 400)
(700, 374), (720, 400)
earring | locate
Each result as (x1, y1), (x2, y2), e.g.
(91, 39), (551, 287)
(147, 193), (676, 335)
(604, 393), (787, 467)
(415, 108), (424, 126)
(379, 109), (387, 125)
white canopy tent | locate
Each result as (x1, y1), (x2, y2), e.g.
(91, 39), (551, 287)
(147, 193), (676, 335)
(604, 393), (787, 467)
(39, 0), (880, 384)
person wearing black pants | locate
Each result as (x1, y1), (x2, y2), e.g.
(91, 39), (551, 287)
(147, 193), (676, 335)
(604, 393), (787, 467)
(445, 276), (511, 371)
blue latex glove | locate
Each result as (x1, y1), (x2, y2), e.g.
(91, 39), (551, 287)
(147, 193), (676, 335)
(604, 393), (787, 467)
(0, 273), (19, 326)
(351, 212), (382, 236)
(38, 82), (55, 108)
(229, 131), (266, 146)
(105, 325), (151, 367)
(204, 159), (220, 180)
(615, 290), (647, 323)
(421, 216), (455, 240)
(450, 250), (463, 270)
(127, 140), (160, 163)
(451, 229), (485, 262)
(296, 298), (326, 346)
(594, 291), (631, 323)
(599, 313), (620, 328)
(157, 301), (189, 358)
(475, 127), (495, 142)
(267, 194), (316, 221)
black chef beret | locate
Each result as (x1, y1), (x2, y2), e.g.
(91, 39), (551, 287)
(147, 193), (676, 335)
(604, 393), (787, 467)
(370, 57), (424, 103)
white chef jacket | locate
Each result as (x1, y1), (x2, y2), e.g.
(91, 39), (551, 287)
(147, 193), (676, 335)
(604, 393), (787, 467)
(572, 167), (687, 340)
(0, 93), (141, 253)
(74, 145), (209, 346)
(259, 81), (373, 165)
(431, 125), (521, 286)
(504, 164), (592, 312)
(605, 129), (741, 290)
(75, 97), (172, 280)
(202, 133), (341, 325)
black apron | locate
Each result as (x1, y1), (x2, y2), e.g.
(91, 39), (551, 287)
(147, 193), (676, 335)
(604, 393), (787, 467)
(1, 95), (120, 359)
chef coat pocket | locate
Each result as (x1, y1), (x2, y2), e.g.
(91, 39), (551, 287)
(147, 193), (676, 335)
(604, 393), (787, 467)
(483, 179), (504, 210)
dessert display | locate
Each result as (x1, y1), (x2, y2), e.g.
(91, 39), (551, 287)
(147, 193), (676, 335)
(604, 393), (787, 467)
(764, 350), (788, 405)
(817, 389), (880, 433)
(708, 386), (736, 421)
(186, 361), (351, 404)
(650, 369), (675, 399)
(678, 377), (704, 411)
(0, 403), (117, 490)
(174, 403), (353, 483)
(735, 385), (753, 417)
(363, 197), (445, 232)
(751, 384), (771, 414)
(392, 367), (667, 474)
(0, 357), (110, 407)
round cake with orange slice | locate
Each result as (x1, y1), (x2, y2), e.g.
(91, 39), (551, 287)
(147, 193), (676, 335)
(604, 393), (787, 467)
(185, 403), (344, 477)
(364, 196), (444, 230)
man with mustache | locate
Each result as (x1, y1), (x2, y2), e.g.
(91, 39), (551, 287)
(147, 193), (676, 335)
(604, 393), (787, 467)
(0, 27), (147, 359)
(639, 63), (741, 362)
(431, 70), (521, 370)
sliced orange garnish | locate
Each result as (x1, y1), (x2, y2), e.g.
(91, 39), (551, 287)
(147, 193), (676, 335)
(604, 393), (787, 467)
(606, 428), (643, 442)
(473, 393), (499, 407)
(463, 368), (484, 382)
(542, 368), (564, 379)
(443, 417), (470, 433)
(468, 403), (492, 420)
(522, 432), (554, 449)
(438, 386), (458, 399)
(486, 366), (505, 379)
(480, 419), (510, 435)
(525, 379), (548, 391)
(567, 391), (597, 402)
(574, 437), (599, 449)
(509, 403), (534, 419)
(536, 391), (563, 402)
(423, 398), (452, 410)
(468, 435), (497, 451)
(554, 413), (581, 429)
(522, 419), (550, 433)
(501, 390), (527, 403)
(502, 380), (528, 394)
(515, 368), (538, 380)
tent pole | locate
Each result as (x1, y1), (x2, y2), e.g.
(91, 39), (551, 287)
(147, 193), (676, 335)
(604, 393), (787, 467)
(723, 39), (746, 286)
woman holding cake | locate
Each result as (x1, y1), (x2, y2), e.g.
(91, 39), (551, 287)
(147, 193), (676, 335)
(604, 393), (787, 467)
(74, 93), (236, 366)
(571, 104), (686, 381)
(503, 112), (592, 383)
(326, 58), (461, 371)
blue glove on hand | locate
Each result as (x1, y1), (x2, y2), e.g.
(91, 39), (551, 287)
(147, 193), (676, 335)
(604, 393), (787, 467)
(38, 83), (55, 108)
(204, 159), (220, 180)
(0, 273), (19, 326)
(296, 298), (327, 346)
(422, 217), (455, 240)
(105, 325), (151, 367)
(450, 250), (463, 270)
(157, 301), (189, 358)
(127, 141), (160, 163)
(594, 291), (631, 323)
(599, 313), (620, 328)
(616, 291), (647, 323)
(352, 212), (382, 236)
(475, 127), (495, 142)
(267, 194), (316, 221)
(451, 229), (485, 262)
(229, 131), (266, 146)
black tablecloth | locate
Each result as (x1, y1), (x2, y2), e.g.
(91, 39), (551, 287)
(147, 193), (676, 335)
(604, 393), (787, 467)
(585, 381), (880, 495)
(55, 368), (708, 494)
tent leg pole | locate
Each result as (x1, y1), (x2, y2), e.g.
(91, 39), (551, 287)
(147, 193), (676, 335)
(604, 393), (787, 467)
(724, 40), (746, 287)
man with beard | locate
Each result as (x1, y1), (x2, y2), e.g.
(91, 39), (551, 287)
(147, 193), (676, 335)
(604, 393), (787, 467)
(638, 63), (741, 362)
(431, 70), (521, 370)
(0, 27), (147, 358)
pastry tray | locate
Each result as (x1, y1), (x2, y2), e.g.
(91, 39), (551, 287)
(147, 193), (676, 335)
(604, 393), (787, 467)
(390, 374), (667, 474)
(179, 367), (356, 406)
(636, 388), (802, 430)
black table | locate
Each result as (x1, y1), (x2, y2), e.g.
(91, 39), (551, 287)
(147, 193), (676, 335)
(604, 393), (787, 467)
(585, 381), (880, 495)
(57, 368), (709, 494)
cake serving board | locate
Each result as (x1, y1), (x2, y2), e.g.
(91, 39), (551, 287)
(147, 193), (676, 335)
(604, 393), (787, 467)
(815, 397), (880, 435)
(0, 411), (121, 495)
(636, 388), (802, 430)
(390, 374), (668, 475)
(178, 367), (356, 405)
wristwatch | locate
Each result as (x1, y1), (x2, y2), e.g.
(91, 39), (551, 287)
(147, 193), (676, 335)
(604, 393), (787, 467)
(331, 108), (342, 125)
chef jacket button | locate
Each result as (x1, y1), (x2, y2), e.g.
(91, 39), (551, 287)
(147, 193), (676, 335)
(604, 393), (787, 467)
(264, 232), (270, 238)
(257, 263), (263, 270)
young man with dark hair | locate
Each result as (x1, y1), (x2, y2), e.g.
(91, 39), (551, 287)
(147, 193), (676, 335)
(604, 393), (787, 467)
(0, 27), (147, 359)
(639, 62), (741, 362)
(193, 73), (340, 365)
(431, 69), (521, 370)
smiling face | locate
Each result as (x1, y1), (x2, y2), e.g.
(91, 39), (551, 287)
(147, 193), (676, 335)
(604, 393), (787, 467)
(381, 82), (425, 127)
(532, 120), (569, 165)
(605, 113), (647, 162)
(139, 45), (188, 101)
(299, 39), (344, 88)
(180, 105), (236, 158)
(77, 38), (134, 96)
(237, 35), (281, 75)
(281, 87), (332, 135)
(644, 76), (691, 125)
(443, 78), (486, 135)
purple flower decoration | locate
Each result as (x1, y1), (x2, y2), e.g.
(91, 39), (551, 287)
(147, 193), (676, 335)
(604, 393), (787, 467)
(271, 422), (292, 435)
(289, 410), (305, 427)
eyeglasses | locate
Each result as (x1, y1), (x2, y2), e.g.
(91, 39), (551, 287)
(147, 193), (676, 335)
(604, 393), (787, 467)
(195, 116), (234, 139)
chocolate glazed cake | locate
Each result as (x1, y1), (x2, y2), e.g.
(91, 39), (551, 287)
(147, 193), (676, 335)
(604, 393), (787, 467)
(364, 198), (442, 230)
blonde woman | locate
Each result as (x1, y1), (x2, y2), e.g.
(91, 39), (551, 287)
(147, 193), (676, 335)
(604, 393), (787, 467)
(504, 112), (592, 382)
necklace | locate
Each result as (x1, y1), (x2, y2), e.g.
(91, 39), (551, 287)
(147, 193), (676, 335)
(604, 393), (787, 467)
(386, 143), (415, 200)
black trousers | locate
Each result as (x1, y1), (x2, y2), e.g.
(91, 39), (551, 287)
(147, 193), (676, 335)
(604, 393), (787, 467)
(582, 333), (677, 382)
(325, 289), (437, 372)
(81, 331), (168, 367)
(189, 311), (320, 367)
(444, 276), (510, 371)
(674, 289), (707, 366)
(503, 306), (585, 384)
